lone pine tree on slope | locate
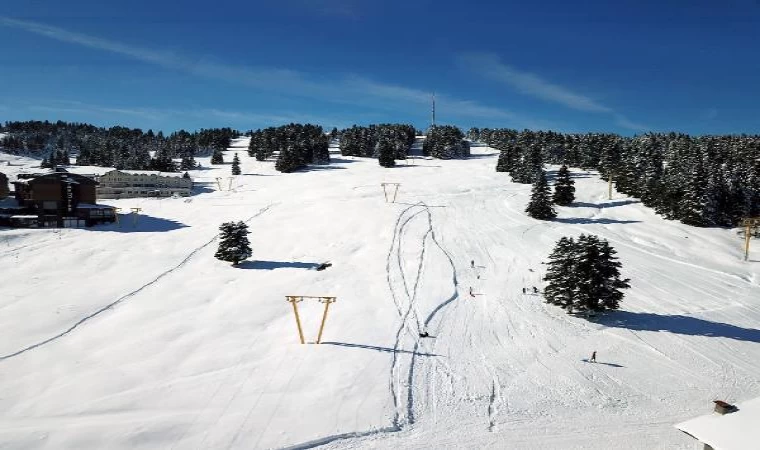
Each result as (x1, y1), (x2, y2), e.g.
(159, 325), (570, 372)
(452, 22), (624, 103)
(526, 170), (557, 220)
(215, 221), (252, 266)
(553, 164), (575, 205)
(543, 234), (630, 314)
(231, 153), (241, 175)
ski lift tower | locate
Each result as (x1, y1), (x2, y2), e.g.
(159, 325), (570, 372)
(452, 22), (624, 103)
(431, 92), (436, 130)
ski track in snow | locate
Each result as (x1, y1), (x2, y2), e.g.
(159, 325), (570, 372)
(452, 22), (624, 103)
(0, 204), (276, 362)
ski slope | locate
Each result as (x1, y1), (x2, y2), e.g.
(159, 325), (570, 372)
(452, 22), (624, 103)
(1, 138), (759, 449)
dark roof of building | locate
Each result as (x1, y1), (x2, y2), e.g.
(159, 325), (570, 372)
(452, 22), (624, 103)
(14, 172), (98, 186)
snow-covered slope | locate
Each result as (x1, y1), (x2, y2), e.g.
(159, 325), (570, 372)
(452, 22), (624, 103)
(1, 140), (759, 449)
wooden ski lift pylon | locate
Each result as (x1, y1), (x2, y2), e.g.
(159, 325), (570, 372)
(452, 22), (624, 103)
(381, 183), (401, 203)
(741, 217), (760, 261)
(215, 177), (235, 191)
(130, 207), (142, 227)
(285, 296), (337, 344)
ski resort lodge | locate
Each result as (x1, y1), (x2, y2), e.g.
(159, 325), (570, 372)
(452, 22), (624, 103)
(0, 170), (116, 228)
(675, 398), (759, 449)
(96, 169), (192, 199)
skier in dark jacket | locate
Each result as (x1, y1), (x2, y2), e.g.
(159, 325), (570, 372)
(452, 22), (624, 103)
(590, 351), (597, 363)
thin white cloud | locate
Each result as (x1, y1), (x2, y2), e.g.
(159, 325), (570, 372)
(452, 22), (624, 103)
(458, 52), (647, 131)
(613, 114), (649, 132)
(0, 16), (540, 128)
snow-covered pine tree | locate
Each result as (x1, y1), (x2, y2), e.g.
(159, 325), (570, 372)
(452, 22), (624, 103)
(231, 153), (241, 175)
(571, 234), (630, 313)
(552, 164), (575, 205)
(214, 221), (252, 266)
(180, 154), (195, 171)
(526, 170), (557, 220)
(211, 148), (224, 164)
(543, 236), (579, 309)
(377, 138), (395, 167)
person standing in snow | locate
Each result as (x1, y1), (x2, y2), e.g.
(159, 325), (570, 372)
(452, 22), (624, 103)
(590, 351), (597, 363)
(532, 286), (539, 294)
(471, 260), (475, 268)
(522, 287), (526, 294)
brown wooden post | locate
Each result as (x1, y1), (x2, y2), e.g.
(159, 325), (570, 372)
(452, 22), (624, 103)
(316, 297), (336, 344)
(286, 296), (306, 344)
(745, 221), (752, 261)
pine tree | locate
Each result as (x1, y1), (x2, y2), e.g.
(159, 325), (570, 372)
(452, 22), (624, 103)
(543, 236), (579, 309)
(214, 221), (252, 266)
(553, 164), (575, 205)
(211, 148), (224, 164)
(183, 171), (191, 179)
(572, 235), (630, 312)
(543, 235), (630, 314)
(526, 170), (557, 219)
(180, 154), (196, 170)
(377, 138), (395, 167)
(231, 153), (241, 175)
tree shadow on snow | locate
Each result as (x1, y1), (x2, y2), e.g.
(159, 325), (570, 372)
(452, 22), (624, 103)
(596, 311), (760, 344)
(571, 200), (640, 209)
(91, 215), (189, 233)
(320, 341), (439, 357)
(554, 217), (641, 225)
(237, 260), (321, 270)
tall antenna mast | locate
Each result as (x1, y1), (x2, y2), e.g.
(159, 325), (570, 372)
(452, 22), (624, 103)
(431, 92), (436, 128)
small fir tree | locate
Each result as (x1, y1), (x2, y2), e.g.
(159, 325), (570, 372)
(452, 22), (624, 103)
(231, 153), (241, 175)
(526, 170), (557, 219)
(553, 164), (576, 205)
(214, 221), (252, 266)
(211, 148), (224, 164)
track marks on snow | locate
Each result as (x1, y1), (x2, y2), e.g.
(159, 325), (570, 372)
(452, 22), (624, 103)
(0, 204), (276, 362)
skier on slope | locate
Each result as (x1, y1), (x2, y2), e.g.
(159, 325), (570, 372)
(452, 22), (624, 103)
(471, 260), (475, 268)
(590, 351), (597, 363)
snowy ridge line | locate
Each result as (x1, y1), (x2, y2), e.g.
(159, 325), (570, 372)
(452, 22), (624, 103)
(0, 203), (276, 362)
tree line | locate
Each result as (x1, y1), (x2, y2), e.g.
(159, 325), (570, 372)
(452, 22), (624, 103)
(473, 127), (760, 227)
(247, 123), (329, 173)
(0, 120), (238, 172)
(423, 125), (469, 159)
(339, 124), (416, 166)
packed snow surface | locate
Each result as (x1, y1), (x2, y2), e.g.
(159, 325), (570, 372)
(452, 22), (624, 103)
(1, 138), (759, 449)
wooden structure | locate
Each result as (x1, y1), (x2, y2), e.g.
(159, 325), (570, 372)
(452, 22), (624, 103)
(741, 217), (760, 261)
(381, 183), (401, 203)
(285, 296), (337, 344)
(0, 172), (8, 199)
(10, 170), (115, 227)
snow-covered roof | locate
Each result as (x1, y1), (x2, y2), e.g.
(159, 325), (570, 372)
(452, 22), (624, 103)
(675, 397), (760, 449)
(104, 169), (186, 178)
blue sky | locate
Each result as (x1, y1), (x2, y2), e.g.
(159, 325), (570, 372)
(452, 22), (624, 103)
(1, 0), (759, 135)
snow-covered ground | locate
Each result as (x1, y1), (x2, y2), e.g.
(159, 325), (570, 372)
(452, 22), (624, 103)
(1, 139), (759, 449)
